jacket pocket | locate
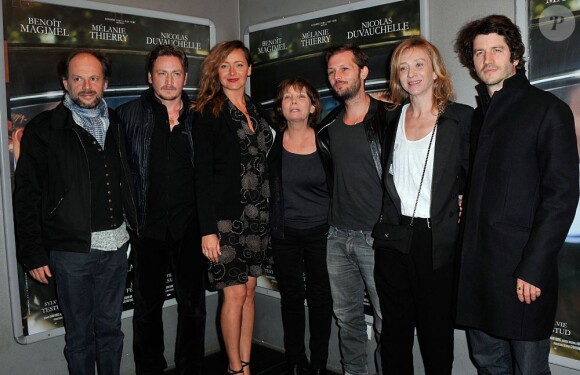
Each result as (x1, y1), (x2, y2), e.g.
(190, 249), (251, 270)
(47, 190), (69, 218)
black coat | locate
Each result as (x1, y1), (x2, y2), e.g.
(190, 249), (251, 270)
(193, 98), (273, 237)
(456, 72), (579, 340)
(13, 103), (137, 270)
(379, 101), (472, 270)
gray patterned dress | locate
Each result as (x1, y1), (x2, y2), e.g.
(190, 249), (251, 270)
(208, 98), (273, 290)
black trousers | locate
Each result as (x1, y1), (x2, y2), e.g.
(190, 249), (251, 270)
(374, 218), (454, 375)
(271, 224), (333, 370)
(132, 221), (206, 375)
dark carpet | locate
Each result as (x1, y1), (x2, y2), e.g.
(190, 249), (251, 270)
(165, 343), (340, 374)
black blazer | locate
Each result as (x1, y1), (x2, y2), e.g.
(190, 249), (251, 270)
(193, 97), (273, 236)
(379, 101), (472, 270)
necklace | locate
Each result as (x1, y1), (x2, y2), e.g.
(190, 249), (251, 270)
(168, 101), (183, 126)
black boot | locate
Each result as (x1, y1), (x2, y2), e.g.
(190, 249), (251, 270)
(289, 364), (310, 375)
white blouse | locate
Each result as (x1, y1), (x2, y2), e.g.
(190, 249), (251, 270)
(391, 104), (436, 218)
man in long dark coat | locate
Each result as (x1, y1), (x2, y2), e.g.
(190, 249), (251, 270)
(454, 14), (579, 374)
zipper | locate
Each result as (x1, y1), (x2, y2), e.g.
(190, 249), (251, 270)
(72, 127), (92, 235)
(48, 191), (68, 217)
(117, 122), (139, 235)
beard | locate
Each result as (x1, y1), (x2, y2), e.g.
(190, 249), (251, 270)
(333, 79), (362, 101)
(71, 91), (103, 109)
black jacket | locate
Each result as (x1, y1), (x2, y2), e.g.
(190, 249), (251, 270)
(14, 103), (137, 271)
(456, 72), (579, 340)
(116, 88), (193, 235)
(193, 98), (272, 236)
(267, 129), (329, 239)
(379, 101), (472, 270)
(315, 96), (388, 194)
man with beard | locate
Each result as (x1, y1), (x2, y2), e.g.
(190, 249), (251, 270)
(316, 44), (387, 375)
(14, 50), (137, 374)
(454, 15), (578, 373)
(116, 45), (206, 375)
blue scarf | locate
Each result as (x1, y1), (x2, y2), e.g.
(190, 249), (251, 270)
(63, 93), (109, 148)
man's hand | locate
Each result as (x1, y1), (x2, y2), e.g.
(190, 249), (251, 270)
(202, 234), (221, 263)
(29, 265), (52, 284)
(516, 278), (542, 304)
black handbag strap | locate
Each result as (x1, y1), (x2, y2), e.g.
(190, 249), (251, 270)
(409, 110), (441, 227)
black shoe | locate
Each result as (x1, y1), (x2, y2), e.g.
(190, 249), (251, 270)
(308, 369), (327, 375)
(290, 364), (310, 375)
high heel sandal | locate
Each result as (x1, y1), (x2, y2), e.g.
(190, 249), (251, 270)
(227, 367), (244, 374)
(241, 360), (250, 369)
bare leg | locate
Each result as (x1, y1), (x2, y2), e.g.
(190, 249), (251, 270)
(222, 283), (247, 372)
(240, 277), (257, 375)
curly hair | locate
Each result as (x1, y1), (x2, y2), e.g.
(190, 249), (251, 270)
(389, 37), (455, 113)
(272, 77), (322, 131)
(454, 14), (525, 80)
(191, 40), (252, 116)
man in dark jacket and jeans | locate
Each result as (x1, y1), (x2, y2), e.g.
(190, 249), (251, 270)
(14, 49), (137, 375)
(454, 15), (578, 374)
(316, 44), (387, 375)
(116, 45), (205, 375)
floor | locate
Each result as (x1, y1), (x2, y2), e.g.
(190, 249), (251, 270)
(165, 343), (341, 374)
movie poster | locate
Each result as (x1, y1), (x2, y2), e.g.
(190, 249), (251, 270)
(3, 0), (211, 340)
(246, 0), (422, 309)
(528, 0), (580, 367)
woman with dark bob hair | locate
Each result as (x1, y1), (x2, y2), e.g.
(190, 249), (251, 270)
(269, 77), (332, 375)
(373, 36), (473, 374)
(192, 40), (274, 375)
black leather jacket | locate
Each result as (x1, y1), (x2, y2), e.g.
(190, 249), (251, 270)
(315, 95), (388, 194)
(116, 88), (193, 235)
(13, 103), (137, 271)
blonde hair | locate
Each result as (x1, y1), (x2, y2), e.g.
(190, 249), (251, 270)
(389, 37), (454, 112)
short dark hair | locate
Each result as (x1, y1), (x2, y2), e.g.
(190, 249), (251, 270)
(272, 77), (322, 131)
(146, 45), (188, 74)
(58, 49), (111, 80)
(325, 44), (368, 69)
(454, 14), (525, 79)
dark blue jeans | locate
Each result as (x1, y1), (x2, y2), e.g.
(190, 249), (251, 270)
(50, 243), (128, 375)
(271, 224), (333, 370)
(468, 329), (551, 375)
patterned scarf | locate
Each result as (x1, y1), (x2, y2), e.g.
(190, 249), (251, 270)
(63, 93), (109, 148)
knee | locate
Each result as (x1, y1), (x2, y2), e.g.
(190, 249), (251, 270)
(225, 288), (247, 308)
(244, 283), (256, 304)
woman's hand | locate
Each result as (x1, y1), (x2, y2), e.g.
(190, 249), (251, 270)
(202, 234), (221, 263)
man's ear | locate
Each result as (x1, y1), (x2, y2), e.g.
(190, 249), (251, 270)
(360, 66), (369, 80)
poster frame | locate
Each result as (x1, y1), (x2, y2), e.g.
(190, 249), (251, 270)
(242, 0), (426, 298)
(0, 0), (216, 345)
